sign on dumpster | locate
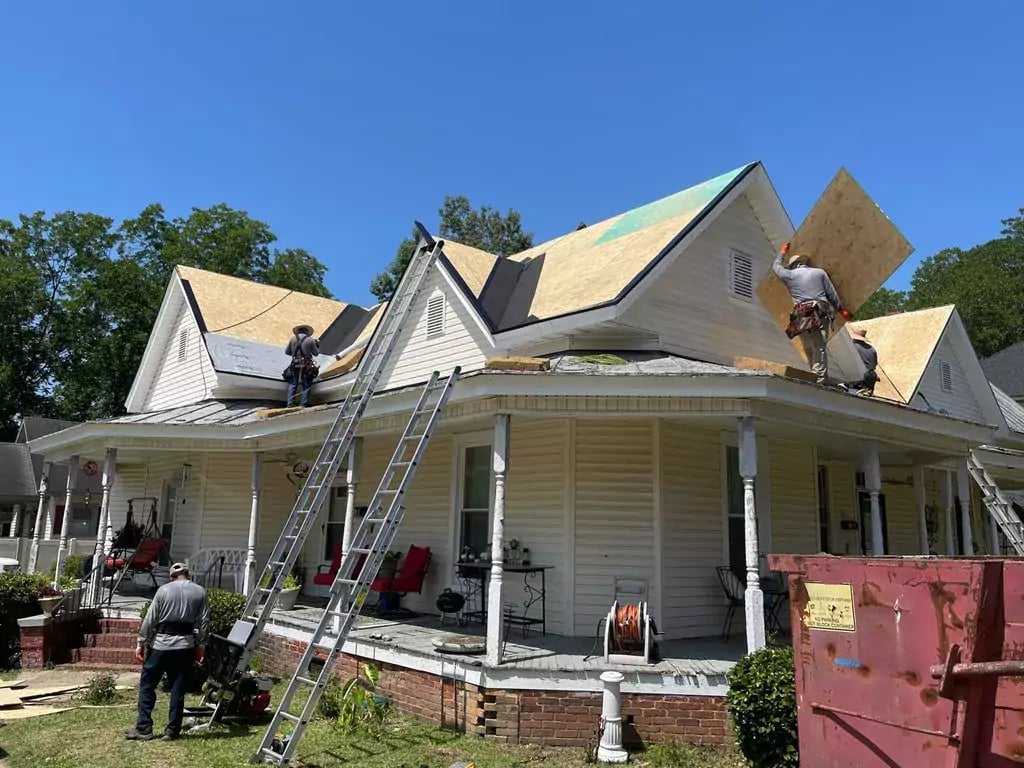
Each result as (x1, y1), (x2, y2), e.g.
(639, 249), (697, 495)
(803, 582), (856, 632)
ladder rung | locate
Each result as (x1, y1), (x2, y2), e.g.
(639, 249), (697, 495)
(296, 676), (316, 686)
(279, 712), (302, 724)
(260, 747), (284, 761)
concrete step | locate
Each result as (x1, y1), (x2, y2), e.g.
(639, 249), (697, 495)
(73, 647), (141, 666)
(82, 632), (137, 649)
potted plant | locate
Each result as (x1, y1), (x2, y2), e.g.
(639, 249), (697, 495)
(38, 585), (64, 616)
(262, 572), (303, 611)
(378, 551), (402, 580)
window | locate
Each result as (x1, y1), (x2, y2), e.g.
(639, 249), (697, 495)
(858, 491), (888, 555)
(324, 486), (347, 561)
(725, 446), (745, 576)
(177, 328), (189, 362)
(426, 294), (446, 338)
(729, 251), (754, 301)
(459, 445), (491, 557)
(940, 361), (953, 391)
(817, 466), (830, 553)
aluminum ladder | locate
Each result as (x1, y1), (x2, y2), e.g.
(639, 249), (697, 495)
(256, 368), (460, 766)
(211, 229), (444, 701)
(967, 450), (1024, 556)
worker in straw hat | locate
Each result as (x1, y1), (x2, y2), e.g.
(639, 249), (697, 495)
(283, 323), (321, 407)
(772, 242), (853, 385)
(839, 326), (880, 397)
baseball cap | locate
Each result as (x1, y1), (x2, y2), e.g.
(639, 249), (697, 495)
(169, 562), (190, 578)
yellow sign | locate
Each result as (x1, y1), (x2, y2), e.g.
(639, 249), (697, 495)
(804, 582), (856, 632)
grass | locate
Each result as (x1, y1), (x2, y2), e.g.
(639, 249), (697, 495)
(0, 679), (744, 768)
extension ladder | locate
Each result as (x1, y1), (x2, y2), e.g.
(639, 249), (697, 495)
(967, 450), (1024, 556)
(208, 230), (444, 707)
(256, 368), (460, 766)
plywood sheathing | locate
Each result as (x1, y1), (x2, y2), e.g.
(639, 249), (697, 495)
(441, 241), (497, 298)
(258, 405), (304, 420)
(177, 266), (348, 346)
(756, 168), (914, 363)
(484, 356), (550, 372)
(319, 303), (386, 380)
(849, 306), (954, 404)
(733, 357), (818, 383)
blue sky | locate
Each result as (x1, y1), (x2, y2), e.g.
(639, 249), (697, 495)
(2, 2), (1021, 307)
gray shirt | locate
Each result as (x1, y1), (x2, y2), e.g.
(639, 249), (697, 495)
(854, 339), (878, 372)
(772, 255), (845, 311)
(138, 578), (211, 651)
(285, 333), (320, 359)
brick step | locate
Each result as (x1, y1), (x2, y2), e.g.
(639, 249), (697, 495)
(94, 619), (142, 634)
(73, 647), (141, 666)
(81, 632), (137, 649)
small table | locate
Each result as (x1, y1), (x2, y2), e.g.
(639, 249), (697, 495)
(454, 562), (552, 635)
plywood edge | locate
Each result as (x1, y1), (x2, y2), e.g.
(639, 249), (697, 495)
(733, 357), (817, 383)
(320, 347), (365, 381)
(484, 356), (551, 372)
(257, 406), (304, 420)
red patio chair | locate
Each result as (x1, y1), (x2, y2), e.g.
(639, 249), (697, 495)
(371, 545), (431, 596)
(106, 537), (166, 589)
(313, 545), (366, 587)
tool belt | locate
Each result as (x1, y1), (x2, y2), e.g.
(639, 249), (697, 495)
(282, 357), (318, 381)
(155, 621), (195, 637)
(785, 301), (832, 339)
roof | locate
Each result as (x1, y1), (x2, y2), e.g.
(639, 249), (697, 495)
(849, 306), (955, 403)
(16, 417), (77, 443)
(993, 384), (1024, 434)
(176, 265), (350, 346)
(542, 352), (758, 377)
(982, 341), (1024, 400)
(108, 400), (275, 427)
(0, 443), (38, 499)
(320, 303), (388, 381)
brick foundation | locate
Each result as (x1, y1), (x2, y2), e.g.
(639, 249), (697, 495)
(257, 632), (727, 748)
(18, 610), (102, 668)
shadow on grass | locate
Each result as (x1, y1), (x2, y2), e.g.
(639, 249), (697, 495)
(300, 725), (464, 767)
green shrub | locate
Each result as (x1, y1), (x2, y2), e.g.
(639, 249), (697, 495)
(260, 571), (301, 590)
(318, 664), (389, 733)
(140, 587), (246, 638)
(727, 645), (798, 768)
(49, 554), (86, 590)
(317, 676), (345, 721)
(0, 572), (50, 668)
(75, 671), (119, 704)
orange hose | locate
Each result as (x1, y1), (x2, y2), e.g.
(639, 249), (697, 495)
(615, 604), (642, 645)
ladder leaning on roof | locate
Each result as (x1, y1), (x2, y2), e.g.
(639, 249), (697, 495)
(967, 449), (1024, 556)
(203, 225), (445, 715)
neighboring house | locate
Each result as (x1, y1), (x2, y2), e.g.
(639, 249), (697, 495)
(982, 341), (1024, 404)
(23, 161), (1019, 744)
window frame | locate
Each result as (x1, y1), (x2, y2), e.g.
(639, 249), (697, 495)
(452, 433), (494, 561)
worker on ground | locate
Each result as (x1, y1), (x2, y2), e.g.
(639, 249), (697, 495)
(840, 327), (879, 396)
(284, 323), (320, 407)
(772, 242), (853, 385)
(126, 562), (210, 742)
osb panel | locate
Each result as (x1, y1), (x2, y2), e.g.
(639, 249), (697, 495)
(442, 241), (496, 298)
(850, 306), (954, 403)
(756, 168), (914, 360)
(319, 304), (385, 379)
(178, 266), (347, 345)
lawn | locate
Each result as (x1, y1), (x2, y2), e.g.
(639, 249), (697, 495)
(0, 675), (745, 768)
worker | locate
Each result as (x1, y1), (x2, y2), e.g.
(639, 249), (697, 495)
(841, 327), (880, 396)
(283, 323), (321, 407)
(772, 242), (853, 385)
(126, 562), (210, 742)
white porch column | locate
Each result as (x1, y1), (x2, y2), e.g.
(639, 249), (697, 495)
(957, 459), (974, 556)
(53, 455), (79, 588)
(90, 449), (118, 604)
(914, 466), (929, 554)
(486, 414), (511, 666)
(739, 417), (765, 652)
(942, 470), (956, 555)
(244, 452), (263, 596)
(9, 504), (21, 538)
(43, 496), (55, 540)
(28, 461), (51, 573)
(864, 441), (884, 556)
(341, 439), (362, 559)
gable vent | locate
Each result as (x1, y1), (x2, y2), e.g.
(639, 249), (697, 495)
(177, 328), (189, 362)
(425, 294), (446, 338)
(730, 251), (754, 300)
(940, 361), (953, 391)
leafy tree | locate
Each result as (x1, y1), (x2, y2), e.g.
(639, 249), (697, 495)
(370, 195), (533, 302)
(855, 287), (906, 320)
(263, 248), (332, 298)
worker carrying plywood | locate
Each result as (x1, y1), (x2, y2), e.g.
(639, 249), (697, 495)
(283, 324), (320, 407)
(838, 327), (879, 396)
(772, 242), (853, 385)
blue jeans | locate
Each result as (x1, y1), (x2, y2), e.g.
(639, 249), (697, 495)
(286, 370), (315, 407)
(137, 647), (193, 735)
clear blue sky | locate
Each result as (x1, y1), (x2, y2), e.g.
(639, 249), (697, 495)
(2, 2), (1021, 307)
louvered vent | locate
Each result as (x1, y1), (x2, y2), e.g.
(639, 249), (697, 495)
(941, 361), (953, 391)
(177, 328), (188, 362)
(730, 251), (754, 300)
(426, 294), (445, 338)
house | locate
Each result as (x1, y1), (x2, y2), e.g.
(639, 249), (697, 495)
(22, 161), (1016, 746)
(982, 341), (1024, 404)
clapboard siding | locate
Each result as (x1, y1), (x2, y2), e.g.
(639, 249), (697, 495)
(768, 438), (818, 555)
(883, 477), (918, 555)
(199, 454), (252, 555)
(918, 332), (984, 423)
(619, 193), (807, 369)
(661, 424), (725, 638)
(377, 269), (495, 391)
(144, 304), (212, 411)
(574, 419), (654, 633)
(826, 462), (859, 555)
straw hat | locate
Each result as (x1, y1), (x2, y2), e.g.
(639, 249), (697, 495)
(786, 253), (811, 268)
(849, 327), (867, 340)
(292, 324), (314, 336)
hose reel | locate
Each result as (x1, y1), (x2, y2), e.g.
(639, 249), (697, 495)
(603, 600), (656, 665)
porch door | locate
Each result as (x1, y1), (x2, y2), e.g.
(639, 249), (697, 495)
(323, 486), (347, 565)
(457, 443), (491, 559)
(858, 491), (888, 555)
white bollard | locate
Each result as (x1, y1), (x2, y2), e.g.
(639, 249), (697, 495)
(597, 670), (628, 763)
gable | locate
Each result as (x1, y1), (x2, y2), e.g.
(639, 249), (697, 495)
(914, 329), (985, 421)
(142, 299), (214, 412)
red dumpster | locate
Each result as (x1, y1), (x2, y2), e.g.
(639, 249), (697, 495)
(769, 555), (1024, 767)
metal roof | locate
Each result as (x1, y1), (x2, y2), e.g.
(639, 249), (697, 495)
(983, 341), (1024, 400)
(16, 417), (77, 443)
(993, 384), (1024, 434)
(544, 352), (759, 377)
(108, 400), (276, 426)
(0, 444), (38, 499)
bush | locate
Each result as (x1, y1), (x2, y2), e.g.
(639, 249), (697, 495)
(317, 664), (389, 733)
(140, 587), (246, 638)
(48, 554), (86, 588)
(0, 572), (50, 668)
(727, 646), (798, 768)
(76, 671), (119, 704)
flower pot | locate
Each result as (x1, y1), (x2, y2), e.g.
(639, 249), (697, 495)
(38, 596), (63, 616)
(277, 588), (300, 611)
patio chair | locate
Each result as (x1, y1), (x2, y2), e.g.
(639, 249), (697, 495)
(716, 566), (745, 642)
(314, 545), (367, 587)
(106, 537), (166, 591)
(371, 545), (431, 596)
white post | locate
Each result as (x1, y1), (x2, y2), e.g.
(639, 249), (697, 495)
(43, 496), (55, 540)
(9, 504), (21, 538)
(942, 470), (956, 555)
(486, 414), (511, 666)
(54, 455), (79, 588)
(90, 449), (118, 604)
(28, 461), (51, 573)
(597, 670), (628, 763)
(341, 439), (362, 559)
(914, 466), (929, 555)
(864, 441), (884, 556)
(738, 417), (765, 652)
(244, 453), (263, 596)
(957, 459), (974, 556)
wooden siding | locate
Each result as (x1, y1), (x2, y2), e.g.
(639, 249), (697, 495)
(916, 331), (984, 423)
(826, 462), (859, 555)
(144, 304), (212, 411)
(573, 419), (655, 633)
(768, 438), (818, 555)
(377, 270), (495, 391)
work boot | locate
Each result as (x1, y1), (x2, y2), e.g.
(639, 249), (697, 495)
(835, 383), (849, 392)
(125, 728), (155, 741)
(161, 728), (179, 741)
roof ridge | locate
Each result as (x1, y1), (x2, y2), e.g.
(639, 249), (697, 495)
(175, 265), (351, 308)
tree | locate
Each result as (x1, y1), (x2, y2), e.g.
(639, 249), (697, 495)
(369, 195), (533, 302)
(855, 287), (907, 320)
(263, 248), (332, 298)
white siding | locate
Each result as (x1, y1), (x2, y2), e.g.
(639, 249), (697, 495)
(882, 475), (918, 555)
(619, 193), (808, 369)
(916, 331), (984, 423)
(377, 269), (495, 391)
(143, 304), (212, 411)
(573, 419), (654, 633)
(768, 438), (818, 555)
(826, 462), (859, 555)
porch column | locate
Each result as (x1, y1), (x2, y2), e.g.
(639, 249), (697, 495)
(28, 461), (51, 573)
(9, 504), (21, 538)
(90, 448), (117, 604)
(53, 455), (79, 588)
(341, 439), (362, 559)
(43, 496), (55, 540)
(864, 441), (884, 556)
(244, 452), (263, 596)
(956, 459), (974, 556)
(914, 467), (929, 554)
(942, 470), (956, 555)
(486, 414), (511, 666)
(739, 417), (765, 652)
